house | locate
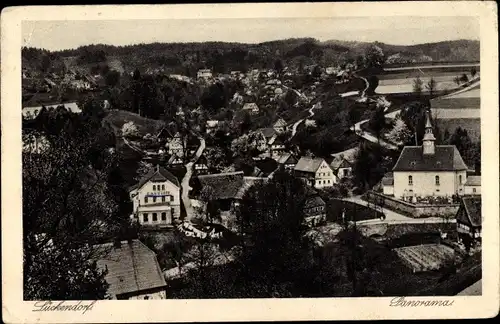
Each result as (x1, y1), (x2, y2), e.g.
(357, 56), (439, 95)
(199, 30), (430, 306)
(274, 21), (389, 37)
(276, 153), (298, 170)
(325, 66), (337, 75)
(273, 118), (287, 133)
(330, 156), (353, 180)
(166, 132), (184, 157)
(197, 69), (213, 79)
(22, 102), (81, 120)
(294, 156), (337, 189)
(197, 171), (266, 212)
(193, 154), (209, 175)
(242, 102), (260, 115)
(166, 153), (184, 168)
(267, 135), (286, 159)
(128, 165), (181, 226)
(205, 120), (220, 134)
(303, 193), (327, 227)
(456, 196), (482, 240)
(95, 240), (168, 300)
(388, 112), (468, 201)
(464, 176), (481, 195)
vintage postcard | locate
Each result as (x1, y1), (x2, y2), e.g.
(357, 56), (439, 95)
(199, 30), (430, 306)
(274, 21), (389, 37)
(1, 2), (499, 323)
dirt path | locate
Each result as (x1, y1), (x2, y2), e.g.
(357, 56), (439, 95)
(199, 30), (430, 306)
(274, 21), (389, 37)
(180, 134), (206, 221)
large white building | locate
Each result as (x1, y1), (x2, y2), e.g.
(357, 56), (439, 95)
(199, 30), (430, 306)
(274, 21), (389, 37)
(129, 165), (181, 226)
(386, 112), (469, 200)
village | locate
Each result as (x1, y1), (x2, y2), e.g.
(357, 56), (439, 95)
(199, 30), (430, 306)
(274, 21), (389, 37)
(22, 37), (482, 300)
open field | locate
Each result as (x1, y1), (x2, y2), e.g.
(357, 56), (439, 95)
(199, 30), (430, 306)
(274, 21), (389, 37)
(394, 244), (455, 273)
(376, 77), (459, 94)
(432, 109), (480, 119)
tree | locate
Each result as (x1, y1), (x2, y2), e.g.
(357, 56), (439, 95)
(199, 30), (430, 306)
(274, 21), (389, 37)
(385, 114), (413, 146)
(236, 171), (312, 295)
(470, 67), (477, 78)
(413, 76), (423, 96)
(454, 76), (461, 85)
(105, 70), (121, 87)
(368, 107), (388, 143)
(23, 100), (130, 300)
(364, 45), (385, 69)
(121, 121), (139, 139)
(460, 73), (469, 83)
(425, 77), (437, 97)
(353, 142), (389, 191)
(401, 101), (427, 145)
(274, 59), (284, 77)
(230, 132), (267, 158)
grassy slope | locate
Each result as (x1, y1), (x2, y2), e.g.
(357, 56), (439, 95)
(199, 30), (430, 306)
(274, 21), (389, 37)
(105, 110), (166, 137)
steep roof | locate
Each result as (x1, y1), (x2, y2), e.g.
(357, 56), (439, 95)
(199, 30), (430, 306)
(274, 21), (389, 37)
(257, 128), (276, 139)
(197, 171), (245, 200)
(277, 153), (298, 165)
(235, 177), (267, 199)
(273, 118), (287, 127)
(304, 195), (326, 209)
(392, 145), (468, 172)
(456, 196), (482, 227)
(330, 157), (351, 171)
(129, 165), (180, 192)
(243, 102), (259, 110)
(465, 176), (481, 186)
(295, 156), (326, 173)
(95, 240), (167, 298)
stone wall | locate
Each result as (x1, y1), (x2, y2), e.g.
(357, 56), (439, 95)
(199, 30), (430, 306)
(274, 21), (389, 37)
(363, 191), (459, 218)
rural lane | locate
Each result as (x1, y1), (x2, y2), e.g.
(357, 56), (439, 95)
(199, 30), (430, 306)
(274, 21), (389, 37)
(180, 133), (206, 221)
(342, 196), (456, 225)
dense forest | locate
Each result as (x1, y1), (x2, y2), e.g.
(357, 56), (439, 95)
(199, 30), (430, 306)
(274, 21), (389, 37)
(23, 38), (480, 77)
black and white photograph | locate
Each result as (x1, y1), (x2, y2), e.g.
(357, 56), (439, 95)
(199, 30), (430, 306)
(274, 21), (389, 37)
(2, 2), (499, 323)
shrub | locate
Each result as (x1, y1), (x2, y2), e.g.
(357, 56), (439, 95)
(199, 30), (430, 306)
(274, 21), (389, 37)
(122, 121), (139, 138)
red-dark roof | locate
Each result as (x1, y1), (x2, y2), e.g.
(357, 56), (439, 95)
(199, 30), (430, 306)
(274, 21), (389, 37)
(392, 145), (468, 172)
(130, 165), (180, 191)
(95, 240), (167, 298)
(456, 196), (482, 227)
(197, 171), (245, 200)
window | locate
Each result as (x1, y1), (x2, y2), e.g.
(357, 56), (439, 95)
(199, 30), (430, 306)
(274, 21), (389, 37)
(473, 188), (477, 193)
(459, 175), (463, 184)
(435, 175), (440, 186)
(153, 185), (156, 191)
(436, 189), (440, 192)
(153, 196), (157, 203)
(144, 197), (148, 203)
(327, 180), (330, 184)
(143, 213), (149, 222)
(408, 175), (413, 185)
(162, 184), (165, 190)
(152, 213), (157, 222)
(161, 212), (167, 221)
(162, 196), (166, 202)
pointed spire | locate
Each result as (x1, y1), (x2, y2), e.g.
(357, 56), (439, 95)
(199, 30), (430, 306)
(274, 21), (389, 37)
(425, 110), (433, 129)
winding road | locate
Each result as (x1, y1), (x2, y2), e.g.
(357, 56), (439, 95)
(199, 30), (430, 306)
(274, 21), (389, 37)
(180, 133), (206, 220)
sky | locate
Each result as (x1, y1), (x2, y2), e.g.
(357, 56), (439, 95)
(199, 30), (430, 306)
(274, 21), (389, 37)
(22, 16), (480, 51)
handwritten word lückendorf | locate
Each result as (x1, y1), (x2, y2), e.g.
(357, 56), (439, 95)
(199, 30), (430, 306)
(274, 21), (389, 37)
(32, 301), (96, 314)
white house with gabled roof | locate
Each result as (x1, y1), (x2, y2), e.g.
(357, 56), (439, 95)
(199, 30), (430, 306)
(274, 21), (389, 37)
(294, 156), (337, 189)
(129, 165), (181, 226)
(388, 112), (469, 200)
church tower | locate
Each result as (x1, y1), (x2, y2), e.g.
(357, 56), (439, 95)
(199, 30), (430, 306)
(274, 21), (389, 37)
(422, 110), (436, 155)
